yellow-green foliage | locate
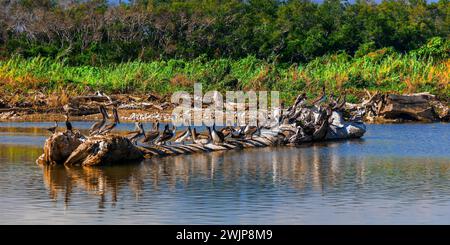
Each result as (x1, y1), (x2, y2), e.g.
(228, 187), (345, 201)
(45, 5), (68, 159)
(0, 52), (448, 103)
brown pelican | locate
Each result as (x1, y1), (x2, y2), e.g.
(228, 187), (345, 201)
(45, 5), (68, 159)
(142, 121), (160, 144)
(98, 107), (119, 135)
(190, 127), (210, 145)
(174, 126), (191, 144)
(211, 123), (224, 144)
(89, 105), (109, 136)
(311, 86), (326, 105)
(156, 124), (175, 145)
(64, 113), (73, 133)
(332, 92), (346, 111)
(293, 93), (307, 108)
(127, 122), (145, 145)
(47, 121), (58, 134)
(230, 126), (244, 138)
(220, 126), (233, 138)
(244, 124), (260, 139)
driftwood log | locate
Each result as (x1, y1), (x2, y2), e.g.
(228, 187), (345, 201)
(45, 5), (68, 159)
(36, 132), (85, 165)
(37, 91), (367, 167)
(356, 91), (449, 122)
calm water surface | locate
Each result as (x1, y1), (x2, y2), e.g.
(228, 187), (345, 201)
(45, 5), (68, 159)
(0, 122), (449, 224)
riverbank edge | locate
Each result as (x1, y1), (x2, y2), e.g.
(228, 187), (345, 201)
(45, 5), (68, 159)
(0, 91), (449, 123)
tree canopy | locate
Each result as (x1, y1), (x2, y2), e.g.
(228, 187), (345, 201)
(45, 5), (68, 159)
(0, 0), (448, 65)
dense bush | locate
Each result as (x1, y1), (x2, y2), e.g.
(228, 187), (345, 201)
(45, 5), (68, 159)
(0, 0), (448, 65)
(1, 43), (448, 102)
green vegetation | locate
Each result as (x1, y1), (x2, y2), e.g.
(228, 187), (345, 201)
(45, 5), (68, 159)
(1, 38), (448, 103)
(0, 0), (448, 102)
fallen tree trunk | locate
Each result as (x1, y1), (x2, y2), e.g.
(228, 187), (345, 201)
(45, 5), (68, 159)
(36, 132), (85, 165)
(379, 94), (437, 122)
(37, 91), (366, 167)
(357, 92), (448, 122)
(64, 135), (143, 167)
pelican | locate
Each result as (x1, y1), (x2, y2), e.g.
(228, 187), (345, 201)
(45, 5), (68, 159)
(211, 123), (224, 144)
(47, 121), (58, 134)
(89, 105), (109, 136)
(244, 124), (259, 139)
(190, 127), (210, 145)
(127, 122), (145, 145)
(98, 107), (119, 135)
(174, 126), (191, 144)
(220, 126), (233, 138)
(231, 126), (244, 138)
(311, 86), (326, 105)
(142, 121), (160, 144)
(156, 124), (175, 145)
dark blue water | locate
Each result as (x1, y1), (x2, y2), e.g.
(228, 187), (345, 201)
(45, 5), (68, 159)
(0, 122), (449, 224)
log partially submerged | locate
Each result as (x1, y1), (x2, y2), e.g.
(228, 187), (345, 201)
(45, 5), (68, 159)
(36, 131), (85, 165)
(37, 91), (367, 167)
(358, 91), (449, 122)
(64, 135), (143, 167)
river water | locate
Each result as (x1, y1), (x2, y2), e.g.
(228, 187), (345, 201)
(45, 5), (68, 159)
(0, 122), (449, 224)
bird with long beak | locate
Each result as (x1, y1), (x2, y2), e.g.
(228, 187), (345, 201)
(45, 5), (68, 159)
(244, 123), (261, 139)
(190, 127), (210, 145)
(64, 113), (73, 133)
(230, 126), (244, 138)
(98, 107), (120, 135)
(47, 121), (58, 134)
(311, 86), (326, 105)
(220, 126), (233, 138)
(156, 124), (176, 145)
(89, 105), (109, 136)
(174, 126), (191, 144)
(127, 122), (145, 145)
(211, 123), (224, 144)
(142, 121), (160, 145)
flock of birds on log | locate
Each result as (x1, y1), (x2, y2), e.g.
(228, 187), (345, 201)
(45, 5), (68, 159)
(47, 87), (364, 147)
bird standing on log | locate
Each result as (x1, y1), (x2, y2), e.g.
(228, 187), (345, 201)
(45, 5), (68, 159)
(230, 126), (244, 139)
(89, 105), (109, 136)
(127, 122), (145, 145)
(244, 124), (261, 139)
(311, 86), (326, 105)
(156, 124), (175, 145)
(64, 113), (73, 133)
(98, 107), (120, 135)
(190, 127), (210, 145)
(142, 121), (160, 145)
(174, 126), (191, 144)
(211, 123), (225, 144)
(47, 121), (58, 134)
(220, 127), (233, 138)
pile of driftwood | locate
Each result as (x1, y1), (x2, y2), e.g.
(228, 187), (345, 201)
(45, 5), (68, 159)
(64, 92), (171, 116)
(349, 91), (449, 122)
(37, 91), (367, 167)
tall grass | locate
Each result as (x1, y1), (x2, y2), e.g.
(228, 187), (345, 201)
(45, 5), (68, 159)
(0, 52), (448, 103)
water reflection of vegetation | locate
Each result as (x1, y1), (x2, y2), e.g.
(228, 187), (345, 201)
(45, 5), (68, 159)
(0, 127), (47, 135)
(40, 144), (450, 208)
(0, 145), (42, 163)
